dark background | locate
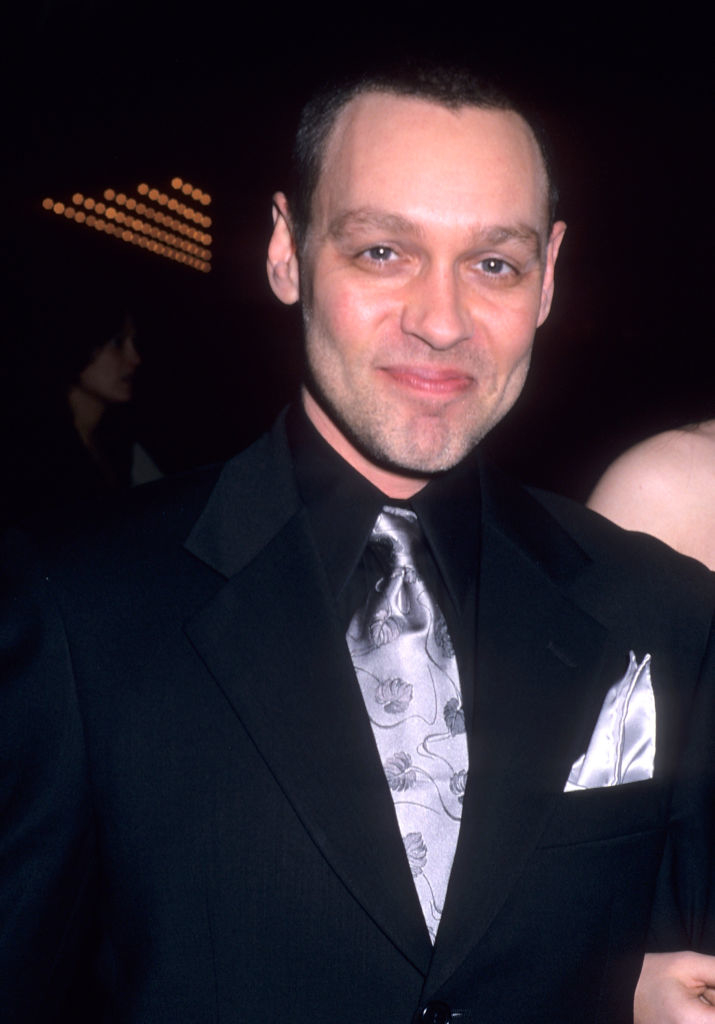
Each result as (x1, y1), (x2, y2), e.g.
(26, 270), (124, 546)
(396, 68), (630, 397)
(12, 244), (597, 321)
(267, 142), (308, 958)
(5, 4), (713, 500)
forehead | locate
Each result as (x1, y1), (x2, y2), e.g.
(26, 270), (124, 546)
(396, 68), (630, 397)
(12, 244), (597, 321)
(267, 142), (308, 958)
(313, 92), (549, 234)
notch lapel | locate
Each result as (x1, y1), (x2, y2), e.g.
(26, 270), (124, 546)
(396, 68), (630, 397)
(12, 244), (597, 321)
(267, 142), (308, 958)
(427, 468), (622, 992)
(184, 428), (432, 974)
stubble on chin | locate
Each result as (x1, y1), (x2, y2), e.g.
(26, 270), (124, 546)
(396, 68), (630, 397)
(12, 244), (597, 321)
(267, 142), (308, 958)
(365, 416), (471, 474)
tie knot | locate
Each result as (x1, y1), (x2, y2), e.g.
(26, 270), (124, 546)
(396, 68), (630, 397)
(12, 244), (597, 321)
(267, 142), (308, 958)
(370, 506), (421, 570)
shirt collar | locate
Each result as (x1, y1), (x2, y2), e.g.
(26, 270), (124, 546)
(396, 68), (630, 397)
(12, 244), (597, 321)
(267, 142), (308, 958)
(287, 403), (481, 614)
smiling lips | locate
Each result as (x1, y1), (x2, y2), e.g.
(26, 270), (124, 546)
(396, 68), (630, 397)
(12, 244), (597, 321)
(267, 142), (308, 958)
(381, 365), (474, 397)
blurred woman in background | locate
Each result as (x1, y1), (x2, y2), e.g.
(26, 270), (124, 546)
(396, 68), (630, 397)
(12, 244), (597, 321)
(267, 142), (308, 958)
(2, 288), (160, 528)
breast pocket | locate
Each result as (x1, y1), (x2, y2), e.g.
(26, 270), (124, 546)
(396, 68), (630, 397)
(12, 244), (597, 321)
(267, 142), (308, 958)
(539, 778), (670, 848)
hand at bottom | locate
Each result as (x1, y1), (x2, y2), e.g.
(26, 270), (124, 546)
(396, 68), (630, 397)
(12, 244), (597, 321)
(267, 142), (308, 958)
(635, 952), (715, 1023)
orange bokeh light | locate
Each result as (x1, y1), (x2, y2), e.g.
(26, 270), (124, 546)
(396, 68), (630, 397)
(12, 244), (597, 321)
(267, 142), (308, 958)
(38, 176), (211, 272)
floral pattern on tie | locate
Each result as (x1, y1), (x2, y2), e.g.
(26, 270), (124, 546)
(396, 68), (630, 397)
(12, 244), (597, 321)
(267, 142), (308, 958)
(375, 678), (414, 714)
(346, 506), (469, 942)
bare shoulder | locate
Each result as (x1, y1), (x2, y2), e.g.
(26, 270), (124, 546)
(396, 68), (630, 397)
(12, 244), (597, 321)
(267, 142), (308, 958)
(588, 422), (715, 569)
(591, 425), (715, 496)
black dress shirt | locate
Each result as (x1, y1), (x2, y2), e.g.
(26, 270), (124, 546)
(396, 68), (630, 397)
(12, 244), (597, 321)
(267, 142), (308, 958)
(286, 403), (481, 725)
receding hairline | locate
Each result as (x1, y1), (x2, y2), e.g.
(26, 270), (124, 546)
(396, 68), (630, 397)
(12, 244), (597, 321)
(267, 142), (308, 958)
(324, 90), (545, 160)
(290, 78), (558, 251)
(311, 93), (552, 240)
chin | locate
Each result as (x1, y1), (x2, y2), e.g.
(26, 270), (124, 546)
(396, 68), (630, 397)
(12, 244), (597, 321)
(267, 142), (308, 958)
(365, 427), (482, 477)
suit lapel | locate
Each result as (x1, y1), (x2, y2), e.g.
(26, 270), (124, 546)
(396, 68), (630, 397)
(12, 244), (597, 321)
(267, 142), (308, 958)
(427, 467), (622, 992)
(184, 425), (432, 974)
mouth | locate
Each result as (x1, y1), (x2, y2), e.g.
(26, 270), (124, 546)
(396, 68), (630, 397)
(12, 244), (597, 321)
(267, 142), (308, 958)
(380, 365), (474, 397)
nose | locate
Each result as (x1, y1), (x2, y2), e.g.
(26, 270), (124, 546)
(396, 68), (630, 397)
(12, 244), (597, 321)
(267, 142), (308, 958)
(123, 336), (142, 368)
(400, 263), (472, 349)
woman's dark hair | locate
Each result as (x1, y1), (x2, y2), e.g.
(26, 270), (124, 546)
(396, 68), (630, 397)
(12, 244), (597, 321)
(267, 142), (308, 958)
(29, 278), (134, 393)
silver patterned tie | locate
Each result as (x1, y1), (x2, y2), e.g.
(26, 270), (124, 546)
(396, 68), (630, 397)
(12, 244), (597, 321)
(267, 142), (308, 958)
(346, 506), (469, 942)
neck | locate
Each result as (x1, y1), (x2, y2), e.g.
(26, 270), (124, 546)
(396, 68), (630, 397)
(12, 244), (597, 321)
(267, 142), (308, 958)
(68, 386), (106, 448)
(301, 387), (430, 499)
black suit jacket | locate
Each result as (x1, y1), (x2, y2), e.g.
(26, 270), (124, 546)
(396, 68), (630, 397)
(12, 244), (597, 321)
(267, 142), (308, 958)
(1, 414), (714, 1023)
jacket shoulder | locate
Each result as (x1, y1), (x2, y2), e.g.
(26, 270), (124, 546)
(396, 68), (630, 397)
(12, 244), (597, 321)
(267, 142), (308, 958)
(528, 484), (715, 608)
(532, 484), (708, 565)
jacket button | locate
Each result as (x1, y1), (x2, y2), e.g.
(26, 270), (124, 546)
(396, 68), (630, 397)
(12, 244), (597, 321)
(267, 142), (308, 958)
(417, 1002), (452, 1024)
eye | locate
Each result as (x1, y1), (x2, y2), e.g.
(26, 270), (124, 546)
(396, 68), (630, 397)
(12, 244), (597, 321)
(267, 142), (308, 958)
(362, 245), (397, 262)
(478, 257), (514, 276)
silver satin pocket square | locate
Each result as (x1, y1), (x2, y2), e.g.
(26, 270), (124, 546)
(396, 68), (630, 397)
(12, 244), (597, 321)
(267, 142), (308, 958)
(564, 652), (655, 791)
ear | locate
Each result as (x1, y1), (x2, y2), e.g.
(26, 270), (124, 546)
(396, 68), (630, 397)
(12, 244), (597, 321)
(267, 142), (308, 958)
(266, 192), (300, 305)
(537, 220), (567, 326)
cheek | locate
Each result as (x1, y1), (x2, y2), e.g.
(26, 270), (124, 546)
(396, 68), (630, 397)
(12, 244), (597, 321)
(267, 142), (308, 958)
(311, 279), (394, 352)
(82, 353), (122, 393)
(79, 364), (103, 391)
(487, 304), (540, 373)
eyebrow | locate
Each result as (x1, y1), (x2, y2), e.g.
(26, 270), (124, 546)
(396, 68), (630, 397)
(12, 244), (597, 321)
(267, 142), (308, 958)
(326, 207), (543, 257)
(480, 224), (543, 255)
(327, 208), (423, 240)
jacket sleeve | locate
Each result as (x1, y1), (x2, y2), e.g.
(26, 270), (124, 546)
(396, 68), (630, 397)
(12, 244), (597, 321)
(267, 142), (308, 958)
(648, 612), (715, 954)
(0, 529), (97, 1021)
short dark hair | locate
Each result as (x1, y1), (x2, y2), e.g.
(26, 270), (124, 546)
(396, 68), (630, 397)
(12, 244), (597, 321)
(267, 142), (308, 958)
(288, 60), (559, 253)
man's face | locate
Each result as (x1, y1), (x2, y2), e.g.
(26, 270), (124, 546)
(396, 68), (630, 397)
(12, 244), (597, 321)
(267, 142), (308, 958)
(269, 92), (565, 493)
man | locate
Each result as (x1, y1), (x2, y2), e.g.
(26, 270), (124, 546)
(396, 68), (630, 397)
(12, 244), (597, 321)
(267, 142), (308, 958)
(2, 63), (713, 1022)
